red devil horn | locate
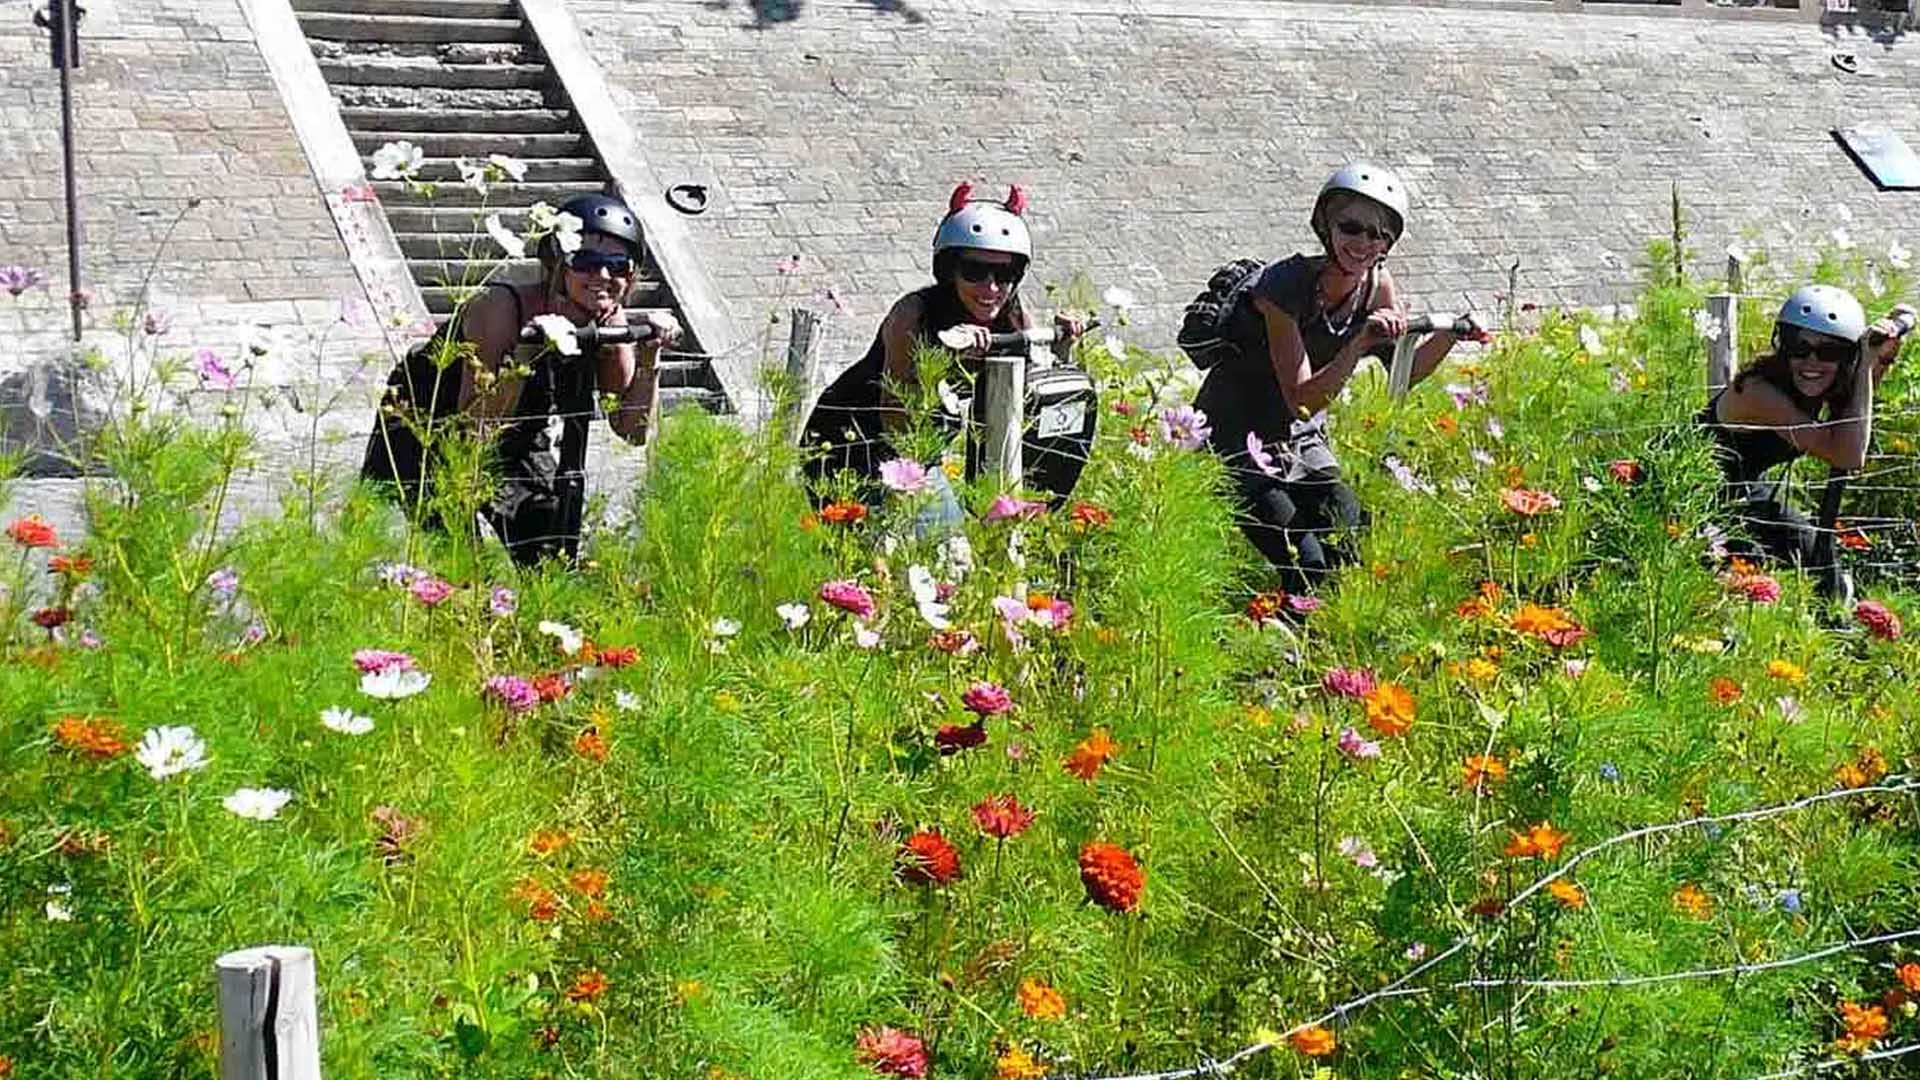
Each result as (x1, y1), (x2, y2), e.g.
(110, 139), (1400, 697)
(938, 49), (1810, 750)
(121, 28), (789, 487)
(1004, 185), (1028, 216)
(948, 182), (974, 215)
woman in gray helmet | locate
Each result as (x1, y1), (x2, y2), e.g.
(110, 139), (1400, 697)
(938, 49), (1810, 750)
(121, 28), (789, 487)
(1698, 283), (1912, 565)
(362, 192), (682, 566)
(802, 182), (1083, 512)
(1193, 162), (1474, 593)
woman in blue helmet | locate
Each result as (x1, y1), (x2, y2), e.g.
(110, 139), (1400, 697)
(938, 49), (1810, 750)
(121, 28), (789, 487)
(1193, 162), (1476, 592)
(1698, 283), (1912, 565)
(362, 192), (681, 565)
(801, 182), (1085, 521)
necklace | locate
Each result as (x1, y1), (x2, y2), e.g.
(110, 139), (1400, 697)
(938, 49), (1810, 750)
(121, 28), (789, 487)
(1316, 273), (1362, 336)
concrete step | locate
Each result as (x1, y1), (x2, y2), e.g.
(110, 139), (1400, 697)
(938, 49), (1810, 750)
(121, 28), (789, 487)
(410, 257), (548, 284)
(340, 107), (575, 133)
(373, 180), (591, 206)
(311, 39), (532, 63)
(319, 57), (550, 90)
(293, 0), (517, 16)
(333, 84), (552, 111)
(297, 12), (525, 44)
(419, 286), (672, 315)
(382, 157), (602, 182)
(352, 130), (588, 158)
(386, 206), (533, 232)
(395, 230), (525, 257)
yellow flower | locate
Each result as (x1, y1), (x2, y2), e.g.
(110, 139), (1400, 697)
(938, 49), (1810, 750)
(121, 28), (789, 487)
(942, 456), (964, 480)
(1464, 658), (1499, 682)
(1548, 879), (1587, 909)
(1765, 659), (1805, 683)
(1243, 705), (1273, 729)
(1017, 978), (1066, 1020)
(1673, 882), (1714, 920)
(996, 1047), (1047, 1080)
(713, 690), (740, 713)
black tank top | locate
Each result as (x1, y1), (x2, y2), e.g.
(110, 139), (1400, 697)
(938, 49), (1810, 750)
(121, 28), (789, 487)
(1698, 389), (1804, 485)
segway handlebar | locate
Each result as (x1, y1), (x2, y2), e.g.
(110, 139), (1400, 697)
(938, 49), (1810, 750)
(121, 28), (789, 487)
(516, 322), (658, 348)
(1402, 313), (1490, 343)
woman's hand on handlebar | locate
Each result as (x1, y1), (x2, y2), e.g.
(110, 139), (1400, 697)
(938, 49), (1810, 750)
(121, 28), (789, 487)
(1869, 303), (1916, 368)
(1052, 310), (1088, 359)
(937, 324), (995, 356)
(1358, 307), (1409, 349)
(637, 309), (683, 351)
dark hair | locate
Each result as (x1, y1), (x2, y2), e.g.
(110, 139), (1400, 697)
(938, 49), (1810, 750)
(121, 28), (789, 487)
(1732, 334), (1857, 417)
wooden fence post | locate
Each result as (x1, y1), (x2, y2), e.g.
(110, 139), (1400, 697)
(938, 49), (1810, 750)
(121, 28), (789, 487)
(218, 946), (321, 1080)
(980, 356), (1024, 489)
(1705, 293), (1739, 393)
(1725, 250), (1747, 294)
(778, 307), (822, 446)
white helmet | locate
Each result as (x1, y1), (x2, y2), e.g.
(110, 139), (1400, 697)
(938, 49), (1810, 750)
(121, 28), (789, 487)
(1313, 161), (1409, 245)
(932, 182), (1033, 268)
(1776, 283), (1867, 344)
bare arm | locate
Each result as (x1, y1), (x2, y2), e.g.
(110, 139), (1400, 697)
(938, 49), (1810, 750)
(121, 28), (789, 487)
(877, 293), (928, 434)
(1258, 294), (1399, 417)
(599, 309), (672, 446)
(1377, 271), (1459, 387)
(1718, 360), (1874, 471)
(454, 287), (528, 426)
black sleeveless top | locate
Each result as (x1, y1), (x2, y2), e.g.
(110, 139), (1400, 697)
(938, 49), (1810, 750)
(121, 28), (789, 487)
(1193, 254), (1389, 476)
(801, 283), (1023, 484)
(1698, 389), (1804, 486)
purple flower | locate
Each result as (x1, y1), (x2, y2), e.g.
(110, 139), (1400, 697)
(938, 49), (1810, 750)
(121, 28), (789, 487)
(1444, 381), (1488, 410)
(142, 310), (172, 337)
(1245, 432), (1280, 478)
(352, 649), (415, 675)
(206, 567), (240, 600)
(878, 457), (931, 495)
(1599, 762), (1620, 782)
(78, 628), (103, 650)
(1337, 836), (1379, 869)
(408, 577), (454, 607)
(1286, 594), (1322, 614)
(1777, 888), (1803, 915)
(0, 265), (47, 297)
(983, 494), (1047, 523)
(1321, 667), (1376, 699)
(1485, 416), (1506, 441)
(1337, 726), (1381, 760)
(191, 348), (238, 391)
(1383, 455), (1434, 495)
(376, 562), (429, 588)
(241, 622), (267, 645)
(483, 674), (539, 714)
(489, 586), (517, 618)
(1157, 405), (1212, 451)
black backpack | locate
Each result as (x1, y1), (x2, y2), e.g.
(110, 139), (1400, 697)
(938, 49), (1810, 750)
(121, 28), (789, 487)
(1176, 257), (1267, 370)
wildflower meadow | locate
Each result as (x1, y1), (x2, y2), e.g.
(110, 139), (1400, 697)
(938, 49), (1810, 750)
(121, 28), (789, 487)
(3, 226), (1920, 1080)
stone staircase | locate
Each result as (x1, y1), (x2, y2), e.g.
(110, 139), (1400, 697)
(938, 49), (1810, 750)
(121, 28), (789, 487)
(290, 0), (727, 412)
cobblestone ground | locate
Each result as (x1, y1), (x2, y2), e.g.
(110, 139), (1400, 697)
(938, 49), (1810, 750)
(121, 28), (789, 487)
(586, 0), (1920, 385)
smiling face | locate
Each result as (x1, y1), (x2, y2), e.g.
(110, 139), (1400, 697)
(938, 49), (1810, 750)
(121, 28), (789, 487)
(949, 249), (1021, 323)
(1779, 327), (1854, 401)
(1319, 193), (1397, 274)
(561, 233), (635, 320)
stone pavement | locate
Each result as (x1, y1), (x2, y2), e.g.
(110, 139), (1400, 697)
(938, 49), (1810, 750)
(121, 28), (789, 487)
(584, 0), (1920, 386)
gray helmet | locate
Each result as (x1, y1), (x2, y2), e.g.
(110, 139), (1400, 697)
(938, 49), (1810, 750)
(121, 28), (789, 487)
(558, 193), (641, 253)
(1776, 283), (1867, 344)
(932, 182), (1033, 267)
(1312, 161), (1409, 245)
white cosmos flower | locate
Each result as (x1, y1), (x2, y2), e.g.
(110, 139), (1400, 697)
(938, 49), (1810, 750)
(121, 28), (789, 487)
(614, 690), (641, 712)
(527, 203), (583, 254)
(485, 213), (527, 259)
(907, 565), (951, 630)
(531, 314), (578, 356)
(456, 157), (489, 196)
(369, 140), (424, 181)
(320, 707), (374, 736)
(936, 534), (973, 582)
(1103, 335), (1127, 362)
(1103, 285), (1137, 311)
(1831, 227), (1855, 252)
(1582, 476), (1602, 493)
(223, 787), (294, 821)
(711, 617), (741, 638)
(1578, 325), (1603, 356)
(1693, 309), (1724, 341)
(1889, 239), (1912, 271)
(776, 603), (810, 630)
(361, 667), (431, 700)
(487, 153), (527, 181)
(851, 622), (881, 650)
(45, 884), (73, 922)
(136, 725), (208, 781)
(538, 619), (584, 655)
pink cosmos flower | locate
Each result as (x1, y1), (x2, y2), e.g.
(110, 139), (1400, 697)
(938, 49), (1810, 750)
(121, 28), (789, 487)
(483, 674), (539, 714)
(1337, 836), (1379, 869)
(1321, 667), (1377, 699)
(983, 493), (1047, 523)
(1158, 405), (1212, 451)
(191, 348), (238, 391)
(353, 649), (415, 674)
(819, 579), (876, 620)
(961, 681), (1013, 717)
(340, 182), (377, 204)
(1245, 431), (1280, 478)
(878, 458), (930, 495)
(1855, 600), (1903, 641)
(1337, 726), (1381, 760)
(855, 1026), (927, 1079)
(409, 577), (454, 606)
(489, 586), (517, 617)
(1739, 575), (1781, 604)
(0, 265), (48, 296)
(1286, 594), (1322, 613)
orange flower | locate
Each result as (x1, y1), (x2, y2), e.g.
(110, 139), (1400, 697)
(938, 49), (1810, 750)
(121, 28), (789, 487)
(1707, 676), (1742, 706)
(529, 828), (573, 857)
(566, 969), (610, 1003)
(1673, 882), (1714, 920)
(1363, 683), (1416, 738)
(897, 830), (962, 886)
(47, 553), (92, 576)
(1765, 659), (1804, 683)
(1499, 487), (1561, 517)
(1068, 501), (1112, 530)
(1510, 603), (1575, 637)
(1433, 413), (1459, 435)
(1245, 590), (1286, 625)
(1503, 822), (1570, 861)
(1835, 1001), (1888, 1052)
(573, 727), (610, 763)
(1464, 658), (1499, 682)
(1017, 978), (1066, 1021)
(569, 869), (610, 897)
(1836, 522), (1872, 552)
(6, 515), (58, 549)
(1287, 1025), (1337, 1057)
(1062, 729), (1118, 781)
(1462, 754), (1507, 793)
(510, 878), (559, 921)
(1519, 532), (1539, 549)
(1834, 746), (1889, 790)
(820, 500), (868, 526)
(1078, 841), (1144, 913)
(1548, 879), (1587, 909)
(51, 715), (129, 758)
(583, 899), (612, 923)
(0, 1055), (12, 1077)
(995, 1047), (1047, 1080)
(532, 672), (571, 703)
(798, 511), (820, 532)
(1897, 963), (1920, 993)
(597, 645), (638, 668)
(1455, 597), (1496, 620)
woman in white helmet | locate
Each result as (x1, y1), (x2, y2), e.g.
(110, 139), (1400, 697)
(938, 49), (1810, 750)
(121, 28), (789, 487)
(1193, 162), (1473, 592)
(1698, 284), (1912, 565)
(802, 182), (1083, 517)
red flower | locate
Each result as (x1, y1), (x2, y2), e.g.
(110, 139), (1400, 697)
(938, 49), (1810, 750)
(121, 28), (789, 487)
(1079, 841), (1144, 913)
(597, 645), (638, 668)
(1068, 501), (1113, 530)
(961, 681), (1012, 717)
(971, 794), (1035, 839)
(1606, 459), (1642, 484)
(897, 830), (961, 886)
(821, 500), (868, 526)
(532, 672), (571, 703)
(855, 1026), (928, 1079)
(934, 721), (987, 755)
(47, 553), (92, 577)
(1855, 600), (1903, 642)
(31, 607), (71, 630)
(6, 515), (57, 549)
(566, 969), (610, 1003)
(1245, 590), (1287, 625)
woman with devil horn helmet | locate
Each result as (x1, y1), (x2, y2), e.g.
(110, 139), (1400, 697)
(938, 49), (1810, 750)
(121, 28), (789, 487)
(801, 182), (1085, 525)
(1192, 161), (1479, 594)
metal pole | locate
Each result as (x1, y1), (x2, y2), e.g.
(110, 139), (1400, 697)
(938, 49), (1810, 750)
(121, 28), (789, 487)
(58, 0), (83, 341)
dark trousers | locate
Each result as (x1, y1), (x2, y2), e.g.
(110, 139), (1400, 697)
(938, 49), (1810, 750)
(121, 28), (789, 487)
(1235, 468), (1366, 594)
(1724, 486), (1817, 568)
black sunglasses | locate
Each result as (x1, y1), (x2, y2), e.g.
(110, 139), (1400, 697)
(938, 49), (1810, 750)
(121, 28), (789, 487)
(1780, 330), (1855, 366)
(1334, 218), (1395, 245)
(955, 257), (1022, 286)
(568, 249), (635, 276)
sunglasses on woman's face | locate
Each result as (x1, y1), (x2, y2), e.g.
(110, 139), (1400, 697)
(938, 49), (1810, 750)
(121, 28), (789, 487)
(1334, 218), (1395, 245)
(568, 250), (635, 276)
(955, 258), (1022, 286)
(1782, 332), (1855, 366)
